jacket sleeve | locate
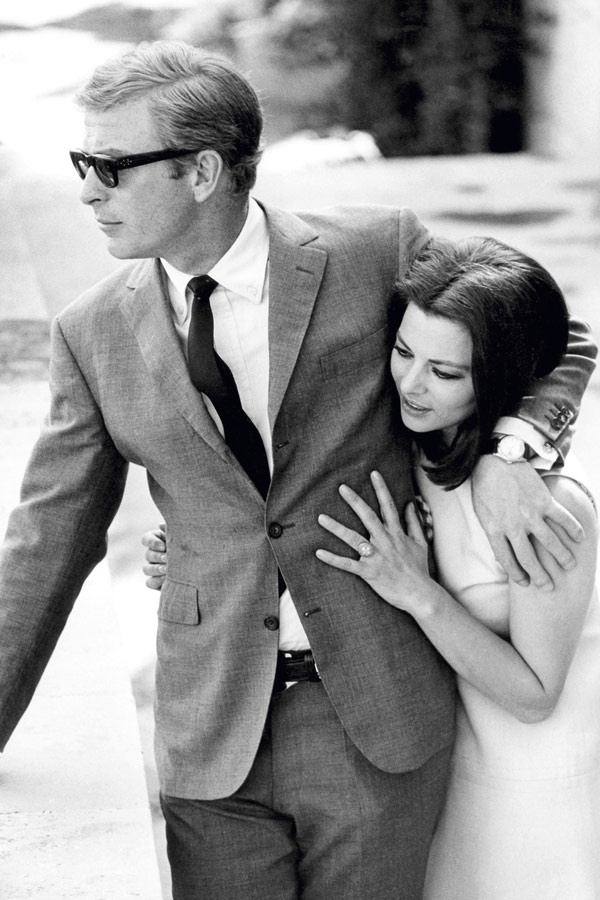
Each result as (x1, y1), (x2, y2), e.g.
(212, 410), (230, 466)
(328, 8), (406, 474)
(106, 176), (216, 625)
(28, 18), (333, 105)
(510, 316), (597, 461)
(0, 317), (128, 749)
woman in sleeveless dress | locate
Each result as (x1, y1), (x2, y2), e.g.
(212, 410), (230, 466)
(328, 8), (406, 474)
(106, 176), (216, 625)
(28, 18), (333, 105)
(316, 236), (600, 899)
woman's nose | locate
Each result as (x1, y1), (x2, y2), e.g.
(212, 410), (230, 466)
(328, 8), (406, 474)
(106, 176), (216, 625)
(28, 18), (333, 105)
(401, 363), (426, 394)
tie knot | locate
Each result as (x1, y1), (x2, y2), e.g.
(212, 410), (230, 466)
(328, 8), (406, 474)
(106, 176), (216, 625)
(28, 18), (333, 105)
(188, 274), (218, 304)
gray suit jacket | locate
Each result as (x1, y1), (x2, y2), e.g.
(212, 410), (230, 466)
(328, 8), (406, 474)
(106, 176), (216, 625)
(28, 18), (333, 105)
(0, 204), (595, 799)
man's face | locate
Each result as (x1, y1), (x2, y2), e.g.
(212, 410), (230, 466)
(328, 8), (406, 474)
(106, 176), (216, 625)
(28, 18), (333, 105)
(79, 95), (199, 266)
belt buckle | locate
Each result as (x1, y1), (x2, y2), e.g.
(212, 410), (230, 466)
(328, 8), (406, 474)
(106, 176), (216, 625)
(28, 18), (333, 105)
(273, 650), (321, 693)
(283, 650), (320, 684)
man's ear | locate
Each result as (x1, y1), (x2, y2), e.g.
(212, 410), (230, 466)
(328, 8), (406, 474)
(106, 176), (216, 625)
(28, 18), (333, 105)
(191, 150), (224, 202)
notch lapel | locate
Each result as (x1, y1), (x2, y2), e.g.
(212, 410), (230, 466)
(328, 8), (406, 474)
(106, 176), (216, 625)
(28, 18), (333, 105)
(263, 206), (327, 427)
(119, 259), (232, 465)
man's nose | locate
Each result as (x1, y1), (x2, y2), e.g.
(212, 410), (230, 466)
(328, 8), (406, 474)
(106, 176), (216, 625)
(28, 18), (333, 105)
(79, 167), (108, 205)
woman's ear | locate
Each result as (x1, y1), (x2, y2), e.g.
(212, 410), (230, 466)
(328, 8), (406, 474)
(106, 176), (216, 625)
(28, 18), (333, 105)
(191, 150), (224, 202)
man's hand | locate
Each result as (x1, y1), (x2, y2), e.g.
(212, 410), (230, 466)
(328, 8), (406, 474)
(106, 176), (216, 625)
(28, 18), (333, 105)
(142, 524), (167, 590)
(471, 456), (585, 590)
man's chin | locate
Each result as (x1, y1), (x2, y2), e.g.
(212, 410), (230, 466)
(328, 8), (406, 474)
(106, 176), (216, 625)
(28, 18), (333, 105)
(105, 240), (139, 260)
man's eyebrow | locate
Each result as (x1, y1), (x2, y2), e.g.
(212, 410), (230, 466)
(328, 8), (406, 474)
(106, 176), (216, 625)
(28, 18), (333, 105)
(84, 147), (127, 156)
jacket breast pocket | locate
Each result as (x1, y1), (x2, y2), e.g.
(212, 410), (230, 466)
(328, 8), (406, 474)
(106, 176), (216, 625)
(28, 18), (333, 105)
(158, 579), (201, 625)
(320, 326), (388, 381)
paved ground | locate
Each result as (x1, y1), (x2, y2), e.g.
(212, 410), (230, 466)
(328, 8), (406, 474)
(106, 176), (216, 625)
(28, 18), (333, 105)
(1, 143), (599, 897)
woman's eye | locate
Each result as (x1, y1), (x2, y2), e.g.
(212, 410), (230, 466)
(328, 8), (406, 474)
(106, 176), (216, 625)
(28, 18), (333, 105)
(394, 345), (412, 358)
(432, 368), (461, 380)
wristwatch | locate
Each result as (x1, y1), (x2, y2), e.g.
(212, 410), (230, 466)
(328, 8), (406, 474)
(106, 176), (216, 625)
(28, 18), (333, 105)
(488, 434), (531, 464)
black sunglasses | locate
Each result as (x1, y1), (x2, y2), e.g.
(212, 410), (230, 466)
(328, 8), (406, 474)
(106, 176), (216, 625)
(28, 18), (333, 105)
(69, 147), (200, 188)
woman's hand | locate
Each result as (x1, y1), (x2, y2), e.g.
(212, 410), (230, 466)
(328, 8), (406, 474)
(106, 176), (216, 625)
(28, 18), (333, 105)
(142, 524), (167, 590)
(316, 471), (433, 612)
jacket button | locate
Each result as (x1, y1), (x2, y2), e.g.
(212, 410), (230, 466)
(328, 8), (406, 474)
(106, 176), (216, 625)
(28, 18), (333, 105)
(264, 615), (279, 631)
(268, 522), (283, 539)
(550, 418), (562, 430)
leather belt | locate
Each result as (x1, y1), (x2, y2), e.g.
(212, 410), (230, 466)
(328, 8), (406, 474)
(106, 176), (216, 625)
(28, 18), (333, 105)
(274, 650), (320, 693)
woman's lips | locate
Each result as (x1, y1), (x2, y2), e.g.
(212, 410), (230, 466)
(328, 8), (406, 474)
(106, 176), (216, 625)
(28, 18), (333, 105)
(401, 395), (431, 415)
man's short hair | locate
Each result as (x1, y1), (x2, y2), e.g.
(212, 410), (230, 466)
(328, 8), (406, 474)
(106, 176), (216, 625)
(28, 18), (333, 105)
(75, 40), (263, 194)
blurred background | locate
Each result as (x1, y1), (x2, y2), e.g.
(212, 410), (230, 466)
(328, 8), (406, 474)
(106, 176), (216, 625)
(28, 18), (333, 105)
(1, 2), (599, 897)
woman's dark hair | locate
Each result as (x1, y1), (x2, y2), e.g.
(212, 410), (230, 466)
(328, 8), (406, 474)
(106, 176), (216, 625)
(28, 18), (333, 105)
(393, 236), (569, 489)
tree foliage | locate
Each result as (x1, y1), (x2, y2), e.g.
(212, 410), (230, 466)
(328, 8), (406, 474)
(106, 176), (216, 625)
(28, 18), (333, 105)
(266, 0), (526, 155)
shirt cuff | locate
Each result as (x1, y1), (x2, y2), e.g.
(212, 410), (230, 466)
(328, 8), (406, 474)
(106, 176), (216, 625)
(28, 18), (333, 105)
(494, 417), (558, 471)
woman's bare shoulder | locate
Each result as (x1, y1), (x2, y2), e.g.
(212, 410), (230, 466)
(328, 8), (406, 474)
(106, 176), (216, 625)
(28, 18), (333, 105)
(544, 471), (598, 541)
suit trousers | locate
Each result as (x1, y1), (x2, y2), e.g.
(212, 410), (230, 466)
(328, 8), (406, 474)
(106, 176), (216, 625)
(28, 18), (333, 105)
(160, 681), (452, 900)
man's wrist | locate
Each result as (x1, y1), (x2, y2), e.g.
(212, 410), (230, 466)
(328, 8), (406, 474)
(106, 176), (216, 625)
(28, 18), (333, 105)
(493, 416), (558, 469)
(486, 434), (535, 464)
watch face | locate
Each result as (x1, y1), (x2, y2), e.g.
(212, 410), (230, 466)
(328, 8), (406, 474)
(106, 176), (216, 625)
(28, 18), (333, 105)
(498, 435), (526, 461)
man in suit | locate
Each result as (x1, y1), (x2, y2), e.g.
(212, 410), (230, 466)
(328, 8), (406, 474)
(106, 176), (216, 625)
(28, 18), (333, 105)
(0, 41), (595, 900)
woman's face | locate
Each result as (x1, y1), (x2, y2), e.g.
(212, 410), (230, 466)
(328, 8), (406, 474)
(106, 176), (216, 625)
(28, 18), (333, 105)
(391, 303), (476, 443)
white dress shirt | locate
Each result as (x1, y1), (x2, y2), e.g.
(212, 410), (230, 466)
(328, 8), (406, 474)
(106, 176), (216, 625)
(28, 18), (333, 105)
(161, 199), (310, 651)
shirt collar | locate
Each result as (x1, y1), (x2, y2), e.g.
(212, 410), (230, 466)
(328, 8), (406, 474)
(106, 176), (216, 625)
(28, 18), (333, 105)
(161, 199), (269, 325)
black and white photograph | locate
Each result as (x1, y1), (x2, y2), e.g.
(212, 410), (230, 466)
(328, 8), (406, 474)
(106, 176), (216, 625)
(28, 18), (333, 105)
(1, 2), (599, 898)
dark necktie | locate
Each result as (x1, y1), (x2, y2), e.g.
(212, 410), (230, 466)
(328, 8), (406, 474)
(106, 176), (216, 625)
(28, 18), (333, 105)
(187, 275), (271, 499)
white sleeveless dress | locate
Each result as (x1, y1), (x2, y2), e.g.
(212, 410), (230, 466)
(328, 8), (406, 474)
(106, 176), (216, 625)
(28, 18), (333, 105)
(419, 460), (600, 900)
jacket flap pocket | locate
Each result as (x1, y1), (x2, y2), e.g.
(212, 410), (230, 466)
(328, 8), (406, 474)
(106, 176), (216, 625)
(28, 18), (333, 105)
(158, 580), (200, 625)
(320, 326), (388, 379)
